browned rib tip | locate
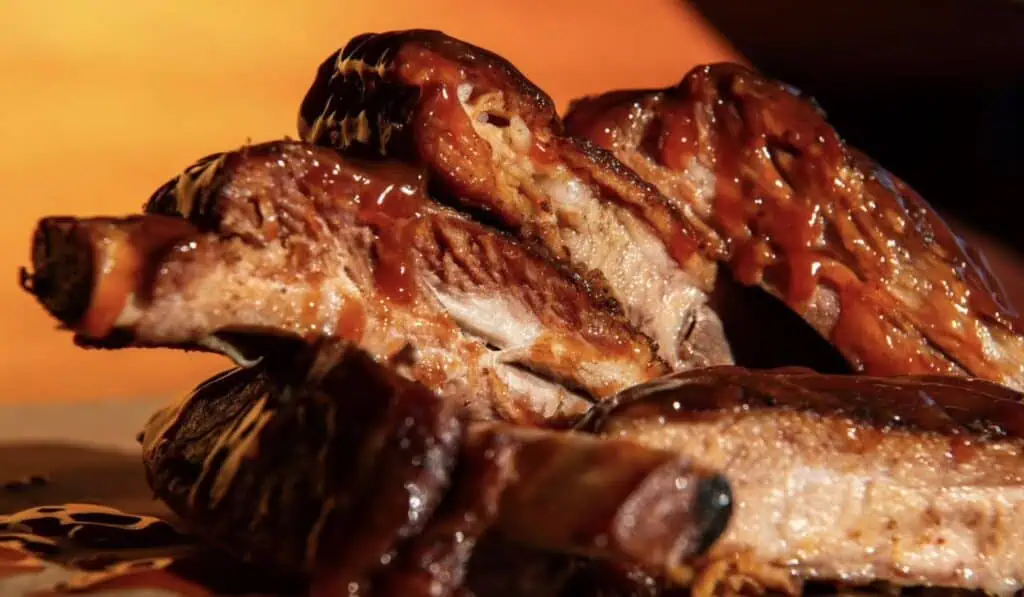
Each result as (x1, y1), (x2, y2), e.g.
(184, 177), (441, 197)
(24, 217), (97, 330)
(24, 214), (198, 341)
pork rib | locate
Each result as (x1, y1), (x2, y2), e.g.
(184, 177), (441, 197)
(139, 339), (733, 596)
(297, 29), (733, 371)
(22, 140), (665, 425)
(582, 367), (1024, 594)
(564, 63), (1024, 389)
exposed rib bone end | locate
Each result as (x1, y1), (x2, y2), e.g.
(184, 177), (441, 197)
(22, 215), (198, 342)
(23, 217), (98, 331)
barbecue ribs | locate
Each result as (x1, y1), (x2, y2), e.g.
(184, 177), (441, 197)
(564, 63), (1024, 389)
(18, 26), (1024, 597)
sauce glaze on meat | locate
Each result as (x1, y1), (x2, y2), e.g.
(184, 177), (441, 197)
(564, 64), (1024, 389)
(298, 30), (734, 372)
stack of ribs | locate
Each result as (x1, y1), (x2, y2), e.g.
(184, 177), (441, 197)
(15, 29), (1024, 597)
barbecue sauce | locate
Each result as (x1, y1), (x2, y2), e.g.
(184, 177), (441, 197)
(949, 435), (977, 465)
(589, 63), (1023, 383)
(385, 35), (711, 282)
(393, 40), (526, 230)
(569, 94), (649, 154)
(350, 164), (426, 305)
(658, 98), (699, 172)
(300, 150), (428, 306)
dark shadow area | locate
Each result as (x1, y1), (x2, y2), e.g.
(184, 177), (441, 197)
(690, 0), (1024, 251)
(710, 274), (851, 374)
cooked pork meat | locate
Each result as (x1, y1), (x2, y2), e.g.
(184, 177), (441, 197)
(140, 338), (732, 596)
(22, 140), (666, 425)
(564, 63), (1024, 389)
(581, 367), (1024, 595)
(20, 26), (1024, 597)
(297, 30), (734, 371)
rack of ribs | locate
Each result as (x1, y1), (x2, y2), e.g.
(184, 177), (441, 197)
(136, 337), (1024, 595)
(18, 26), (1024, 597)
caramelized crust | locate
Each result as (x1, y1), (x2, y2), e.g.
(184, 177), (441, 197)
(564, 64), (1024, 389)
(299, 30), (733, 371)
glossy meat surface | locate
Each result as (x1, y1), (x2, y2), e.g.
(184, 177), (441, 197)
(564, 64), (1024, 389)
(584, 367), (1024, 594)
(298, 30), (733, 371)
(24, 140), (667, 425)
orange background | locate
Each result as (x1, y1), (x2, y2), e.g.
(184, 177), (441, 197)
(0, 1), (738, 404)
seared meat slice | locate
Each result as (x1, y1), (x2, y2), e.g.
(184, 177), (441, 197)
(564, 64), (1024, 388)
(140, 338), (733, 596)
(298, 30), (733, 371)
(22, 140), (665, 425)
(582, 367), (1024, 595)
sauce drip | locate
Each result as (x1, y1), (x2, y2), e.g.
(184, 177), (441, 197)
(698, 73), (834, 309)
(395, 41), (523, 230)
(657, 98), (698, 172)
(595, 63), (1024, 383)
(949, 434), (977, 465)
(574, 99), (642, 153)
(530, 137), (558, 166)
(335, 300), (368, 342)
(300, 150), (428, 305)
